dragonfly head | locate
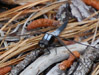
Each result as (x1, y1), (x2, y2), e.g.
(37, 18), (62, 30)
(39, 40), (49, 48)
(39, 33), (55, 48)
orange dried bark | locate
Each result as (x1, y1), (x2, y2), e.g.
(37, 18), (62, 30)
(59, 51), (80, 70)
(83, 0), (99, 10)
(0, 66), (11, 75)
(27, 19), (60, 30)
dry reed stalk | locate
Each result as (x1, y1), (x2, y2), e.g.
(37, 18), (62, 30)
(0, 42), (37, 63)
(18, 46), (36, 54)
(68, 19), (99, 26)
(0, 42), (17, 51)
(0, 0), (50, 19)
(0, 51), (7, 55)
(4, 20), (98, 43)
(3, 18), (98, 32)
(47, 12), (52, 19)
(15, 0), (52, 5)
(0, 19), (98, 65)
(16, 0), (50, 4)
(0, 34), (42, 51)
(0, 39), (28, 60)
(3, 1), (67, 31)
(61, 21), (98, 36)
(0, 35), (41, 62)
(0, 11), (22, 31)
(26, 35), (43, 43)
(0, 47), (36, 67)
(91, 65), (99, 75)
(0, 27), (11, 47)
(91, 19), (99, 44)
(63, 23), (90, 33)
(61, 28), (98, 39)
(61, 32), (93, 40)
(0, 25), (98, 63)
(63, 21), (95, 35)
(83, 11), (99, 21)
(18, 8), (43, 14)
(4, 19), (98, 42)
(0, 8), (43, 21)
(0, 36), (43, 63)
(0, 17), (10, 21)
(82, 32), (99, 42)
(78, 23), (98, 32)
(77, 32), (93, 37)
(57, 19), (98, 34)
(28, 1), (69, 22)
(68, 19), (76, 22)
(1, 21), (97, 63)
(50, 0), (57, 2)
(0, 53), (29, 68)
(0, 1), (98, 72)
(47, 10), (56, 14)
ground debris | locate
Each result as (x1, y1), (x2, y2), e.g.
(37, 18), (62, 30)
(68, 46), (99, 75)
(0, 0), (98, 75)
(10, 50), (41, 75)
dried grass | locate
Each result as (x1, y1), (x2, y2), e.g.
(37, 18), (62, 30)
(0, 0), (98, 72)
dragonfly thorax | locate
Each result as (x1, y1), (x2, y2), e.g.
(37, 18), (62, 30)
(39, 33), (55, 48)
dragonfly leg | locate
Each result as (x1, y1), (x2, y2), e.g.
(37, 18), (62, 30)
(44, 47), (51, 55)
(54, 47), (57, 55)
(34, 48), (42, 57)
(51, 43), (57, 55)
(55, 36), (78, 59)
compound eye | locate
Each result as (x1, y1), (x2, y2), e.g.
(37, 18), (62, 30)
(39, 40), (45, 48)
(39, 44), (45, 48)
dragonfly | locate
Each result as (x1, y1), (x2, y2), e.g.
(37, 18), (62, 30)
(0, 3), (97, 56)
(0, 2), (98, 75)
(37, 3), (98, 73)
(38, 3), (82, 59)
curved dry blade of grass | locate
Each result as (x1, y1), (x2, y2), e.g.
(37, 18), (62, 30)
(91, 65), (99, 75)
(0, 9), (43, 21)
(0, 22), (98, 63)
(0, 0), (50, 19)
(82, 32), (99, 42)
(3, 1), (67, 31)
(0, 27), (11, 48)
(0, 30), (8, 50)
(0, 39), (28, 60)
(0, 11), (22, 31)
(91, 17), (99, 45)
(83, 11), (99, 21)
(0, 53), (29, 68)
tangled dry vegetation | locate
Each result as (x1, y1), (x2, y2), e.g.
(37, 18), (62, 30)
(0, 0), (99, 75)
